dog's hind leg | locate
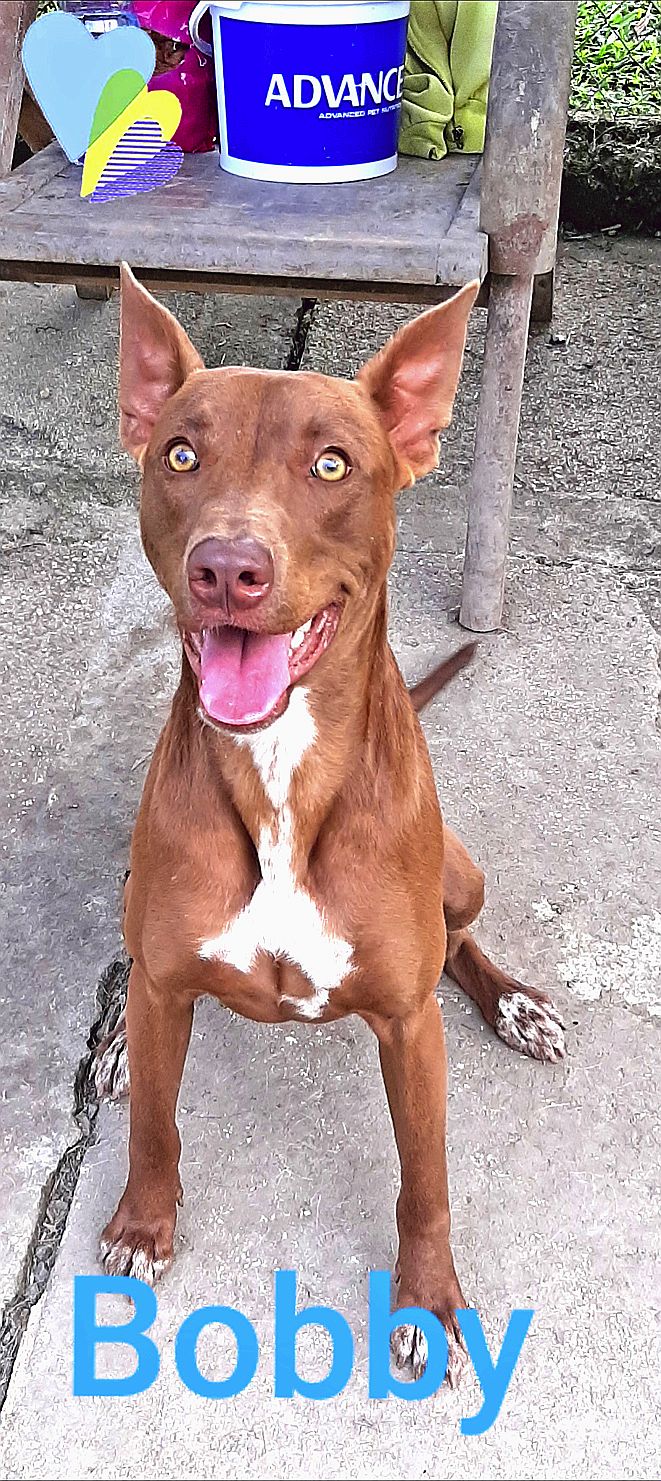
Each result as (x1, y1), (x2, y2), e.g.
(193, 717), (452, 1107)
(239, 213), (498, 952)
(442, 826), (566, 1063)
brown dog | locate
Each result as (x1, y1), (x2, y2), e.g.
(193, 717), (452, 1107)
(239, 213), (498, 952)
(97, 265), (565, 1382)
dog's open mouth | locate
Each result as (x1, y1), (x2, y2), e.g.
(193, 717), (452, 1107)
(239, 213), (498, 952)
(184, 603), (341, 729)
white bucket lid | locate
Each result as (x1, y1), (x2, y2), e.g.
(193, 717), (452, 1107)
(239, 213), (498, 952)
(190, 0), (409, 49)
(214, 1), (406, 6)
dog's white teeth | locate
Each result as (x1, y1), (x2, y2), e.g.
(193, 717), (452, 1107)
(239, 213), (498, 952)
(290, 617), (314, 653)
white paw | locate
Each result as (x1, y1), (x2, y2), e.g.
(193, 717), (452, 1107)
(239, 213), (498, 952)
(94, 1026), (130, 1101)
(391, 1322), (429, 1379)
(390, 1318), (467, 1388)
(495, 989), (566, 1063)
(99, 1236), (170, 1285)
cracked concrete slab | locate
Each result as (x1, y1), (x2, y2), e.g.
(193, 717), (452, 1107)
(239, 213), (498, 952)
(1, 982), (658, 1481)
(1, 236), (660, 1478)
(0, 283), (298, 1317)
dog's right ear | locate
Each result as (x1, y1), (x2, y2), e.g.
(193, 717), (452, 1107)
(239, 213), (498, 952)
(356, 280), (478, 485)
(118, 263), (204, 464)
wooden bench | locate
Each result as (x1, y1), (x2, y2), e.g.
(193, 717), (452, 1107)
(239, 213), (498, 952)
(0, 0), (577, 632)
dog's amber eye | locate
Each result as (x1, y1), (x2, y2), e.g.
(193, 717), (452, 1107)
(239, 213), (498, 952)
(166, 441), (198, 473)
(311, 449), (350, 482)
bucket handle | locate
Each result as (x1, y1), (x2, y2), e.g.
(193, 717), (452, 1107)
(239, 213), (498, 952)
(189, 1), (245, 56)
(188, 2), (212, 55)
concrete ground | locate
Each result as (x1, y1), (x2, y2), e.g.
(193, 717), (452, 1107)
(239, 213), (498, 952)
(0, 234), (659, 1480)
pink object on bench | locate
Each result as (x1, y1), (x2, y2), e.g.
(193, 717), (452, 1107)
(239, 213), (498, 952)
(131, 1), (216, 152)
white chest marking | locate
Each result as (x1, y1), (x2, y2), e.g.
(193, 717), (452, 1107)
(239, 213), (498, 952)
(199, 688), (354, 1017)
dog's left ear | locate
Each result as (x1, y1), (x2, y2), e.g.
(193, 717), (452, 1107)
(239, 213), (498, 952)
(118, 262), (204, 463)
(356, 280), (479, 484)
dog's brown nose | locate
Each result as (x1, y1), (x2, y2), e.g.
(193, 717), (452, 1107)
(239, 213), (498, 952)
(187, 536), (274, 615)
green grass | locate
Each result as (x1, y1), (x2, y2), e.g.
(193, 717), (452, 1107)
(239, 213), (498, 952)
(571, 0), (661, 117)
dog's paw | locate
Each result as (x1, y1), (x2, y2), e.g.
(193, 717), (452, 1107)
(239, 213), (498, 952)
(100, 1235), (170, 1285)
(391, 1308), (467, 1389)
(94, 1018), (129, 1101)
(100, 1210), (174, 1285)
(391, 1321), (428, 1379)
(495, 988), (566, 1063)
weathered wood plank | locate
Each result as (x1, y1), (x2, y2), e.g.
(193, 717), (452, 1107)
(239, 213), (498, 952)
(436, 160), (487, 285)
(0, 258), (491, 307)
(0, 147), (485, 289)
(0, 1), (36, 176)
(0, 138), (67, 207)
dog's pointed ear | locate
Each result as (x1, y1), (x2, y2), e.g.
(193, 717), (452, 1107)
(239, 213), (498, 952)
(356, 280), (479, 484)
(118, 262), (204, 463)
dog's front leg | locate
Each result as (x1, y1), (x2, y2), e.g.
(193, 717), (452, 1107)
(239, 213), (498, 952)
(100, 963), (193, 1283)
(368, 994), (467, 1386)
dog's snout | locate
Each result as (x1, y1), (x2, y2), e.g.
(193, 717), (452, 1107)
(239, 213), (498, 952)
(187, 537), (274, 614)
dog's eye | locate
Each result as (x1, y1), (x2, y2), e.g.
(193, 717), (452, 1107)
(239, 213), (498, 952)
(166, 441), (198, 473)
(311, 449), (350, 482)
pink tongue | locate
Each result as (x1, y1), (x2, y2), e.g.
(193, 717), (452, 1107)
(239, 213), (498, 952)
(199, 627), (291, 725)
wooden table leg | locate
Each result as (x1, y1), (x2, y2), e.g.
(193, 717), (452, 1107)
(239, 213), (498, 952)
(461, 1), (577, 630)
(0, 2), (37, 178)
(531, 270), (554, 326)
(459, 272), (534, 633)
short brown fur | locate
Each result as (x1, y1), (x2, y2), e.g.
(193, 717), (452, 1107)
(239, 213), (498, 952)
(99, 267), (565, 1381)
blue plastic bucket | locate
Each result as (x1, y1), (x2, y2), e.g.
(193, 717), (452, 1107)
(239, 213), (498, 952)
(189, 0), (410, 182)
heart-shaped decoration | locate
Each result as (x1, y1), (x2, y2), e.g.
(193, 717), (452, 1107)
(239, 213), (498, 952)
(90, 120), (183, 203)
(88, 67), (145, 149)
(82, 83), (182, 197)
(22, 11), (155, 163)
